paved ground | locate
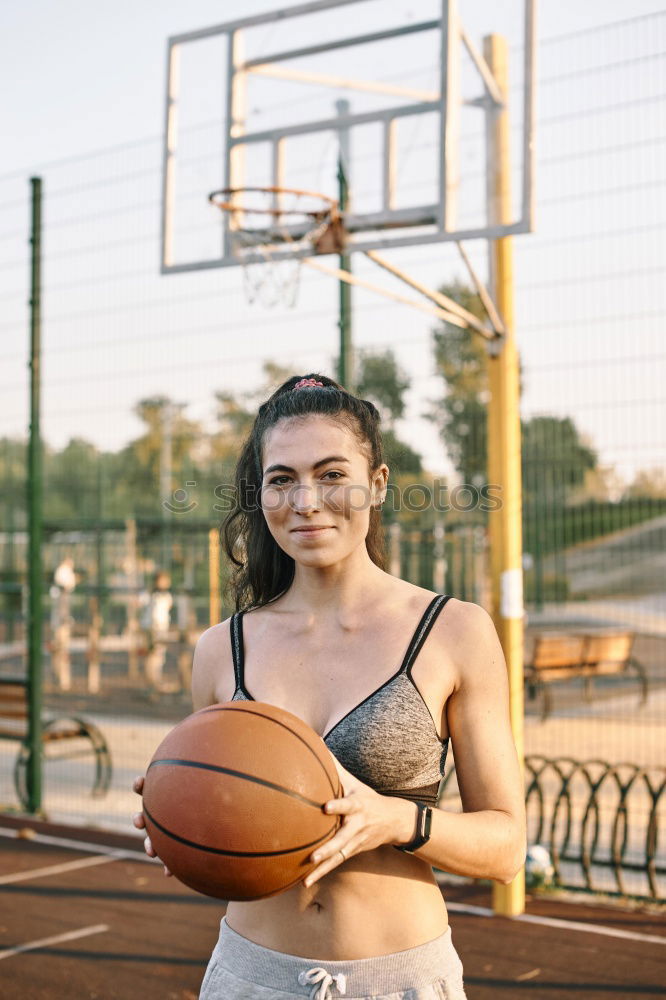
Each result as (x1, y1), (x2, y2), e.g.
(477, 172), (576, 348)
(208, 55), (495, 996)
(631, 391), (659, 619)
(0, 822), (664, 1000)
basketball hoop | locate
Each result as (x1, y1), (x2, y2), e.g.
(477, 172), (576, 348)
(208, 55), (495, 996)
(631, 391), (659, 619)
(209, 186), (345, 308)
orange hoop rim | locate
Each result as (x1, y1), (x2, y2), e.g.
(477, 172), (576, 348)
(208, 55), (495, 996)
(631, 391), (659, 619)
(208, 186), (338, 222)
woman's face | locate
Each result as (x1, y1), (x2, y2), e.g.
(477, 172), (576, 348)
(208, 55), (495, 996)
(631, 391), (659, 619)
(260, 414), (388, 567)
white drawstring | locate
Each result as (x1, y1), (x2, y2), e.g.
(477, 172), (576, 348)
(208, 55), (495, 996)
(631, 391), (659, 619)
(297, 966), (347, 1000)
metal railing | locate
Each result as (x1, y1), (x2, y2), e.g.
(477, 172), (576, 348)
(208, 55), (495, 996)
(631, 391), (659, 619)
(442, 755), (666, 901)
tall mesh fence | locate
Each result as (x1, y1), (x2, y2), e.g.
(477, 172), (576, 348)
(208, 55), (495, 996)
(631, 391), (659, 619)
(0, 11), (664, 896)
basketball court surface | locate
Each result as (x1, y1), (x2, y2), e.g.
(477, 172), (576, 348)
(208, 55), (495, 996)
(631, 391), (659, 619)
(1, 818), (663, 1000)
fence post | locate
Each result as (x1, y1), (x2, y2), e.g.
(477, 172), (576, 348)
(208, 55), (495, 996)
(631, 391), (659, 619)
(27, 176), (44, 814)
(125, 518), (140, 681)
(433, 522), (446, 594)
(389, 523), (401, 578)
(485, 33), (525, 917)
(87, 595), (101, 694)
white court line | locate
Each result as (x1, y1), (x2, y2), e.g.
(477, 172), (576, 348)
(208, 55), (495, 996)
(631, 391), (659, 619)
(0, 853), (119, 886)
(0, 826), (151, 864)
(5, 828), (661, 948)
(0, 924), (109, 961)
(446, 902), (666, 946)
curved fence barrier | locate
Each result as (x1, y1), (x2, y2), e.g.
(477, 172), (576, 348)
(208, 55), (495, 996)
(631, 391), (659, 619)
(525, 755), (666, 900)
(441, 755), (666, 900)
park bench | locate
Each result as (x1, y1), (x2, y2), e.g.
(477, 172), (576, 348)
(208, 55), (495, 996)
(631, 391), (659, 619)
(525, 631), (649, 720)
(0, 676), (112, 810)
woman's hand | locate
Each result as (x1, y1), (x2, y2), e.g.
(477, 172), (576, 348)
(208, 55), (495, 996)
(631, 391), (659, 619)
(132, 775), (173, 877)
(303, 758), (416, 887)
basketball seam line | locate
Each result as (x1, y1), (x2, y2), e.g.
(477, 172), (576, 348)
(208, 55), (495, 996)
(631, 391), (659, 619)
(147, 757), (325, 809)
(143, 803), (339, 858)
(198, 704), (339, 797)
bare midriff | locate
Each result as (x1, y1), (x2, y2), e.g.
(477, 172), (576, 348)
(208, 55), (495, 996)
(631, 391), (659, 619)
(225, 844), (449, 960)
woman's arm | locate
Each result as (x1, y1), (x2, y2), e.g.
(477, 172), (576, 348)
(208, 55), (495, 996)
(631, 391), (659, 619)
(406, 600), (526, 882)
(305, 601), (526, 887)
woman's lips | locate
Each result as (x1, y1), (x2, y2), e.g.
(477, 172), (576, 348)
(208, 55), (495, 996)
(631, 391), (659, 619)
(291, 526), (332, 534)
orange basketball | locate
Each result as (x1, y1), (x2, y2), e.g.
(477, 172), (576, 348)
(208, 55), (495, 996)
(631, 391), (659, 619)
(142, 701), (342, 900)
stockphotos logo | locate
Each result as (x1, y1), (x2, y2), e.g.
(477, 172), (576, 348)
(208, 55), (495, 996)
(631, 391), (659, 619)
(162, 480), (502, 514)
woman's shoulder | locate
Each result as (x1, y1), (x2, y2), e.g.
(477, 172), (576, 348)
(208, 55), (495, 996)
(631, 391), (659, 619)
(191, 617), (235, 709)
(392, 578), (482, 625)
(398, 581), (497, 667)
(429, 594), (502, 688)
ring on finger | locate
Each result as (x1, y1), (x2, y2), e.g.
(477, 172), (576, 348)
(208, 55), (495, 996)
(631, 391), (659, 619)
(339, 847), (347, 862)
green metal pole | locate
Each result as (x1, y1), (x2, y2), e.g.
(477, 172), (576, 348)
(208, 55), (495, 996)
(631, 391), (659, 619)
(96, 458), (106, 627)
(27, 176), (44, 813)
(336, 99), (352, 390)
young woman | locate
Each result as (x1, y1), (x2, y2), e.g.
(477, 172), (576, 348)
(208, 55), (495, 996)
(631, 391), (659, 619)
(133, 374), (526, 1000)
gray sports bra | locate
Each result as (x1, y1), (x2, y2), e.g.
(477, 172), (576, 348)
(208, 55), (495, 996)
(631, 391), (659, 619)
(230, 594), (451, 807)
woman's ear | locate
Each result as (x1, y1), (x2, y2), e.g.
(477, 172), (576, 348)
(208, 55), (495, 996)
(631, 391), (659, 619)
(371, 464), (390, 506)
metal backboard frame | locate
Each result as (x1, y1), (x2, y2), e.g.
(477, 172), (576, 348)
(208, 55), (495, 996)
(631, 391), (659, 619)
(161, 0), (536, 274)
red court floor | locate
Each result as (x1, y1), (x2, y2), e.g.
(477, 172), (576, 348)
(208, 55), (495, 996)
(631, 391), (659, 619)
(0, 818), (664, 999)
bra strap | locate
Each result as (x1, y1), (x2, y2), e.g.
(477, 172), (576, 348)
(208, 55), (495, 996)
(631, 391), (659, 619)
(401, 594), (452, 677)
(230, 612), (245, 692)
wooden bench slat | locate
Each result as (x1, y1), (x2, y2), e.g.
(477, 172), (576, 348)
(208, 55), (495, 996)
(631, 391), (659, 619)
(582, 633), (634, 665)
(0, 706), (28, 720)
(531, 635), (586, 668)
(0, 723), (28, 739)
(0, 686), (29, 699)
(525, 629), (646, 720)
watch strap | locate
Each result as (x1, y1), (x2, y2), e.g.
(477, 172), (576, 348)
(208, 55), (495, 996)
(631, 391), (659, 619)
(395, 801), (433, 854)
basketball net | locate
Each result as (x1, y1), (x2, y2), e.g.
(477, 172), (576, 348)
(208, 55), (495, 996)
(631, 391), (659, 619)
(209, 187), (343, 308)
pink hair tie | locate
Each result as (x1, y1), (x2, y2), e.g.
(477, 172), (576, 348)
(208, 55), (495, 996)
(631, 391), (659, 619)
(293, 378), (324, 390)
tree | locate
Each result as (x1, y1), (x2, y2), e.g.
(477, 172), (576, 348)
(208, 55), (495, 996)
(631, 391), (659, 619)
(45, 437), (101, 520)
(116, 396), (203, 516)
(522, 417), (597, 505)
(429, 282), (597, 503)
(355, 349), (410, 428)
(353, 349), (422, 480)
(428, 281), (490, 485)
(625, 467), (666, 499)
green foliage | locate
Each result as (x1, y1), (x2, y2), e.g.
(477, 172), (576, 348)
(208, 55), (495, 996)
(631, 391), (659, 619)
(429, 281), (489, 485)
(625, 467), (666, 498)
(355, 349), (411, 426)
(430, 283), (599, 507)
(523, 496), (666, 557)
(522, 416), (597, 504)
(523, 572), (570, 603)
(381, 429), (422, 477)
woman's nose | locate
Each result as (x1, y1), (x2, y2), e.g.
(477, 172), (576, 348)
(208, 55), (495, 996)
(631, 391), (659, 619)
(290, 483), (321, 512)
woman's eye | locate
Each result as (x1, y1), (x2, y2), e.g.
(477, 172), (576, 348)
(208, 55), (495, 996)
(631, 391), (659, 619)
(267, 472), (343, 485)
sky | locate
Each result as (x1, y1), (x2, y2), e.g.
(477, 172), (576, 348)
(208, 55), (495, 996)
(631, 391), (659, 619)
(2, 0), (664, 175)
(1, 1), (664, 488)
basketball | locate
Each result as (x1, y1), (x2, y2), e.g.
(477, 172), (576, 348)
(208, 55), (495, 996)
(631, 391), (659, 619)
(142, 701), (342, 901)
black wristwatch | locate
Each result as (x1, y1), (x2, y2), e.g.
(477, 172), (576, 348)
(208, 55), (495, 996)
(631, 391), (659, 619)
(394, 801), (433, 854)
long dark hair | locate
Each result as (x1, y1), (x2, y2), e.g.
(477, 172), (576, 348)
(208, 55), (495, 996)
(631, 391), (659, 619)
(222, 373), (387, 611)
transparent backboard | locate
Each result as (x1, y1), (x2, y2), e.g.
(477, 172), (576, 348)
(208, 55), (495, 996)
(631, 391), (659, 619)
(161, 0), (536, 273)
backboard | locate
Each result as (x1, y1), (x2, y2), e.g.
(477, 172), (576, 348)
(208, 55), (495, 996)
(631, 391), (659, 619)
(160, 0), (536, 274)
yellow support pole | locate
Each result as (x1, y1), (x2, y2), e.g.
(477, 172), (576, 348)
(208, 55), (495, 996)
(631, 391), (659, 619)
(208, 528), (221, 626)
(485, 33), (526, 917)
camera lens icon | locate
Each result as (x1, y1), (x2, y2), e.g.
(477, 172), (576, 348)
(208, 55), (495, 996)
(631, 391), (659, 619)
(162, 481), (198, 513)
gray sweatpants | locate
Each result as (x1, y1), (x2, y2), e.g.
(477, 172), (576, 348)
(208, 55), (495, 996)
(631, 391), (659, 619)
(199, 917), (467, 999)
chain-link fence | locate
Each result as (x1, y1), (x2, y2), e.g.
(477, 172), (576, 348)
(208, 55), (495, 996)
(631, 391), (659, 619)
(1, 11), (664, 897)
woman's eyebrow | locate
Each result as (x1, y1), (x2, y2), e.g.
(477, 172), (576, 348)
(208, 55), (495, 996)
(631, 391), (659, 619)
(263, 455), (350, 476)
